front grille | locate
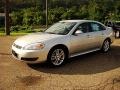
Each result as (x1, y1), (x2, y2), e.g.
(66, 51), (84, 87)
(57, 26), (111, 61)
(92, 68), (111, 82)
(13, 43), (22, 49)
(21, 57), (38, 61)
(12, 50), (18, 58)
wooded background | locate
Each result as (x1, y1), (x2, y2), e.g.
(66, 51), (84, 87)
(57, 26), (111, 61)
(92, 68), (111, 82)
(0, 0), (120, 32)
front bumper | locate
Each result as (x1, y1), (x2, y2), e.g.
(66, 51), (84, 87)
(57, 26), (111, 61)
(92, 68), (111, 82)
(12, 45), (48, 64)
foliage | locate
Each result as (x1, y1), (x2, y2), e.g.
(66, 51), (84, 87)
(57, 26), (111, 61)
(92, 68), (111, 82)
(48, 7), (66, 24)
(0, 27), (4, 33)
(11, 11), (23, 25)
(0, 0), (120, 27)
(10, 25), (33, 32)
(75, 5), (88, 19)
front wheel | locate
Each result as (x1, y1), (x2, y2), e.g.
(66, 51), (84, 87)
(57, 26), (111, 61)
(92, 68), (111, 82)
(47, 48), (67, 66)
(101, 39), (111, 52)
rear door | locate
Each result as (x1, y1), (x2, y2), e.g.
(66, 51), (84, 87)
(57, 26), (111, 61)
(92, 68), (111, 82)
(88, 22), (106, 49)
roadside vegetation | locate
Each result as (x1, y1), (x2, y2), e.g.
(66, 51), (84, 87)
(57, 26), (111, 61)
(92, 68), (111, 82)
(0, 0), (120, 34)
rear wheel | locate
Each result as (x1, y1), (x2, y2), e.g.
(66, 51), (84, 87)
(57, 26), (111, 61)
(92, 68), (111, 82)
(101, 39), (110, 52)
(47, 47), (67, 66)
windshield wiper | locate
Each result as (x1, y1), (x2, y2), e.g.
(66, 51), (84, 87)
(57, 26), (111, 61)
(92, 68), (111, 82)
(45, 32), (64, 35)
(45, 32), (56, 34)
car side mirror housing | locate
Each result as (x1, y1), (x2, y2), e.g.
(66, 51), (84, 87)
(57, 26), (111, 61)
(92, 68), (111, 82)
(74, 30), (83, 35)
(106, 26), (113, 31)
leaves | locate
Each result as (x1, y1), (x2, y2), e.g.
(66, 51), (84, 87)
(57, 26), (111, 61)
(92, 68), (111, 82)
(1, 0), (120, 26)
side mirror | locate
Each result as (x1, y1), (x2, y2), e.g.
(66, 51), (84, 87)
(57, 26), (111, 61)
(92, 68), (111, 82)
(106, 26), (113, 31)
(74, 30), (83, 35)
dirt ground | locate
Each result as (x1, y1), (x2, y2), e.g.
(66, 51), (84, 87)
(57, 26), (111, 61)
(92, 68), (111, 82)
(0, 36), (120, 90)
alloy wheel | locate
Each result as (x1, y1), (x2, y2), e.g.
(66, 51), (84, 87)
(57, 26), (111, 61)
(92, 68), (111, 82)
(51, 49), (65, 66)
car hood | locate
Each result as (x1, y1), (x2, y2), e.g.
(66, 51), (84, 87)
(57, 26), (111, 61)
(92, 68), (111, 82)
(14, 32), (63, 47)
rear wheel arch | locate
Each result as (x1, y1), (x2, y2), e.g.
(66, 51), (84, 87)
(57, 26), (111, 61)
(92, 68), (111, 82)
(104, 38), (111, 44)
(101, 38), (111, 52)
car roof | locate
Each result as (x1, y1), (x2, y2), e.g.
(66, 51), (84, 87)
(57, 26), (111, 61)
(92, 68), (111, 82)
(60, 20), (99, 23)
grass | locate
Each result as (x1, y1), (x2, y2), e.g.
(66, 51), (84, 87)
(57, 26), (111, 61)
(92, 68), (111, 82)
(0, 26), (45, 36)
(0, 32), (29, 36)
(0, 29), (44, 36)
(0, 28), (44, 36)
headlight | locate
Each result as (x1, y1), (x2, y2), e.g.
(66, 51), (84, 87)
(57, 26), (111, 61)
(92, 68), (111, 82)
(23, 43), (45, 50)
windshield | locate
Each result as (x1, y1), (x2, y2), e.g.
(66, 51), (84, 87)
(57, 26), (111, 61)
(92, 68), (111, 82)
(45, 22), (76, 35)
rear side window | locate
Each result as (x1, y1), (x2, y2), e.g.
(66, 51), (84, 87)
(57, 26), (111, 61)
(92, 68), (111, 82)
(90, 22), (106, 32)
(75, 23), (89, 33)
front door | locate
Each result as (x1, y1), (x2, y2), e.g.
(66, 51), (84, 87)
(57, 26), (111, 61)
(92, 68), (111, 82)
(69, 22), (93, 55)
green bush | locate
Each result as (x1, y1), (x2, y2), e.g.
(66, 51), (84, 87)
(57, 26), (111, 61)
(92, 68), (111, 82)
(1, 0), (120, 28)
(11, 11), (23, 26)
(10, 25), (33, 33)
(10, 25), (19, 32)
(0, 27), (4, 33)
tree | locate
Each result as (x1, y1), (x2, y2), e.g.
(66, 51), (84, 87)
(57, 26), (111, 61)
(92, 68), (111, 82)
(11, 11), (23, 25)
(46, 0), (48, 28)
(33, 11), (45, 25)
(48, 7), (65, 24)
(88, 0), (98, 20)
(61, 6), (77, 20)
(5, 0), (10, 35)
(76, 5), (88, 19)
(23, 8), (34, 25)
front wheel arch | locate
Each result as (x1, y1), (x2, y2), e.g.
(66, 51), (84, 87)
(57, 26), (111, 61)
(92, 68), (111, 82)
(47, 44), (69, 66)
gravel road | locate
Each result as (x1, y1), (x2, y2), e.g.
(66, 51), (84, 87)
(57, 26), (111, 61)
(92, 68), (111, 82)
(0, 36), (120, 90)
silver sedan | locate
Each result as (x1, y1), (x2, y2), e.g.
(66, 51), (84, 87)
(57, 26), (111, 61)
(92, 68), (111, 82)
(12, 20), (114, 66)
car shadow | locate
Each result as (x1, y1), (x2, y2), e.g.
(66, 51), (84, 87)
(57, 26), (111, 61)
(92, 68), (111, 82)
(28, 45), (120, 75)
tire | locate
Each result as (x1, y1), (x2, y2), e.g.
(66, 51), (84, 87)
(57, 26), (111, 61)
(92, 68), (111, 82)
(101, 39), (111, 52)
(47, 47), (67, 66)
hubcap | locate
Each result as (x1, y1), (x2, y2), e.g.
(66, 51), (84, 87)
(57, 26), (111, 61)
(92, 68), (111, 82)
(51, 49), (65, 66)
(104, 40), (110, 52)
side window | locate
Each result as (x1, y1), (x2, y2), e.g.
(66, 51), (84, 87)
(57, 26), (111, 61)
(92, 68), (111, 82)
(76, 23), (89, 33)
(90, 22), (106, 32)
(99, 24), (106, 30)
(91, 23), (99, 31)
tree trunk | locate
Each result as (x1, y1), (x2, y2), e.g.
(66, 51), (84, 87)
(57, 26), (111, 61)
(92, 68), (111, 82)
(46, 0), (48, 28)
(5, 0), (10, 35)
